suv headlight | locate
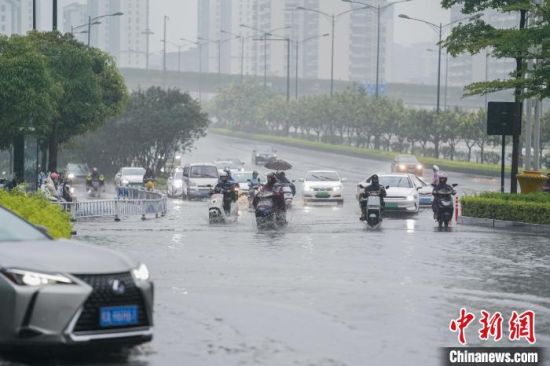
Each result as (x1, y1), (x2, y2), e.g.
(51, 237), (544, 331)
(122, 179), (129, 185)
(1, 268), (74, 286)
(132, 263), (150, 281)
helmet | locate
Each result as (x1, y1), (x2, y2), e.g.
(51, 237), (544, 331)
(279, 171), (286, 177)
(220, 171), (229, 179)
(252, 171), (259, 177)
(433, 165), (440, 172)
(92, 167), (98, 173)
(51, 172), (60, 181)
(438, 172), (448, 184)
(370, 174), (379, 184)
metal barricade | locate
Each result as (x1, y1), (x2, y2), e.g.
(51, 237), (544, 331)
(55, 187), (167, 221)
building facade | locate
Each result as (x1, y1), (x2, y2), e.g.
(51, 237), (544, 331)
(0, 0), (33, 35)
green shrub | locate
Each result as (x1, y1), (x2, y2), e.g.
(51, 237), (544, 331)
(461, 193), (550, 225)
(0, 191), (72, 239)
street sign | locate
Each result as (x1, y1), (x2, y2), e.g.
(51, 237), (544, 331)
(487, 102), (522, 136)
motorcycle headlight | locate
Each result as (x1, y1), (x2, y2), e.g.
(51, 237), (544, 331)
(132, 263), (150, 281)
(1, 268), (74, 286)
(406, 195), (415, 201)
(69, 187), (75, 194)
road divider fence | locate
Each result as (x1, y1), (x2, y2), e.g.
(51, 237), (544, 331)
(56, 187), (167, 221)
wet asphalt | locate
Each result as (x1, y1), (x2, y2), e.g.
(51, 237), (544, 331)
(1, 133), (548, 366)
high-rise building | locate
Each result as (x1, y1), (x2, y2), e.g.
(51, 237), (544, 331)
(0, 0), (33, 35)
(448, 6), (518, 87)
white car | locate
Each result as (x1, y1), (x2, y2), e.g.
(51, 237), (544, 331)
(167, 167), (184, 198)
(356, 173), (420, 213)
(115, 167), (146, 188)
(231, 171), (264, 192)
(302, 170), (345, 205)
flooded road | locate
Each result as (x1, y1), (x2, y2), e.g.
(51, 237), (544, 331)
(3, 134), (549, 366)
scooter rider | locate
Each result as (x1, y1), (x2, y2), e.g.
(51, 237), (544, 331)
(214, 171), (237, 214)
(87, 167), (105, 188)
(249, 171), (262, 188)
(432, 173), (456, 217)
(253, 173), (286, 212)
(359, 174), (387, 221)
(275, 171), (296, 196)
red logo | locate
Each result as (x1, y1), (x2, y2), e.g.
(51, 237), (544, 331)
(509, 310), (536, 344)
(449, 308), (475, 345)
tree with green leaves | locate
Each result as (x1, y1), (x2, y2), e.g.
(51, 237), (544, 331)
(442, 0), (548, 99)
(26, 31), (128, 171)
(0, 34), (60, 181)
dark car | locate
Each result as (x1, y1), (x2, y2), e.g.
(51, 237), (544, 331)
(391, 155), (424, 176)
(0, 206), (154, 348)
(251, 145), (277, 165)
(64, 163), (90, 184)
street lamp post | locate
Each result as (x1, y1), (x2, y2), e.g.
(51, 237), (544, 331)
(342, 0), (411, 97)
(163, 15), (169, 72)
(297, 5), (370, 96)
(295, 33), (330, 99)
(255, 36), (292, 101)
(241, 24), (290, 89)
(142, 28), (154, 70)
(72, 12), (123, 47)
(399, 14), (476, 113)
(221, 29), (245, 84)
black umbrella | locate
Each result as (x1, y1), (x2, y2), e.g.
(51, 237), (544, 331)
(264, 159), (292, 171)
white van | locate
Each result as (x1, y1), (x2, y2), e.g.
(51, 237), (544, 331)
(182, 163), (219, 199)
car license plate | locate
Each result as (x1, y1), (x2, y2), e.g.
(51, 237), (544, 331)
(315, 192), (330, 198)
(100, 305), (138, 327)
(385, 202), (398, 208)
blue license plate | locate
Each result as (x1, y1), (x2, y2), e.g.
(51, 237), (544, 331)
(100, 305), (138, 327)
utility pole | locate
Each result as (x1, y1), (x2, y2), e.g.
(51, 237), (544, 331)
(330, 15), (335, 96)
(32, 0), (36, 29)
(163, 15), (169, 72)
(436, 23), (442, 113)
(143, 0), (152, 70)
(52, 0), (57, 30)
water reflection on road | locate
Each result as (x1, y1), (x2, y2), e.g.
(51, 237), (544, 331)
(2, 134), (548, 366)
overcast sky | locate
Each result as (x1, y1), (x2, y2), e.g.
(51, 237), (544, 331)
(45, 0), (450, 53)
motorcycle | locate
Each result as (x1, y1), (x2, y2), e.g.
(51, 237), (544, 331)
(87, 179), (102, 198)
(433, 184), (458, 229)
(362, 191), (383, 230)
(254, 191), (287, 230)
(247, 182), (262, 209)
(209, 187), (238, 224)
(281, 184), (294, 209)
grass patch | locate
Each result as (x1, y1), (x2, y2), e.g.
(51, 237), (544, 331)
(0, 190), (72, 238)
(211, 128), (512, 177)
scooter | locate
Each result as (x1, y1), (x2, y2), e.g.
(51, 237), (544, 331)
(282, 184), (294, 209)
(87, 179), (102, 198)
(247, 183), (262, 209)
(362, 192), (383, 230)
(433, 184), (458, 229)
(209, 188), (238, 224)
(254, 191), (287, 230)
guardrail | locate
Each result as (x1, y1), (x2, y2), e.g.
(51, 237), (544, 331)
(56, 187), (167, 221)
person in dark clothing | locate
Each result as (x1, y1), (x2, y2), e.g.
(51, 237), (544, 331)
(143, 168), (155, 183)
(359, 174), (387, 221)
(253, 173), (286, 212)
(431, 173), (456, 217)
(275, 171), (296, 195)
(214, 171), (237, 213)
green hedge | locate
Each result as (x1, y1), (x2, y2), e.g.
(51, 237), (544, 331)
(0, 191), (72, 239)
(461, 193), (550, 225)
(211, 128), (514, 177)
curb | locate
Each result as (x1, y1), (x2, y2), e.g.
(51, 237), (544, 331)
(210, 129), (506, 178)
(458, 216), (550, 234)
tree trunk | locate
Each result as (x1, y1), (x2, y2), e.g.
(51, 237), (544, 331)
(480, 143), (485, 163)
(13, 134), (25, 183)
(374, 135), (381, 150)
(434, 139), (440, 158)
(48, 122), (59, 172)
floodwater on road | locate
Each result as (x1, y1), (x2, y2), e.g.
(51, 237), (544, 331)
(2, 134), (549, 366)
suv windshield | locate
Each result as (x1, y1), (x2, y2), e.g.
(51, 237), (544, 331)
(306, 172), (340, 182)
(190, 166), (218, 178)
(398, 156), (418, 163)
(0, 208), (48, 242)
(122, 168), (145, 176)
(378, 176), (412, 188)
(66, 163), (89, 175)
(232, 172), (254, 183)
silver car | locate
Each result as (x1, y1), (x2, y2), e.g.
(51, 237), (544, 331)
(0, 207), (154, 348)
(115, 167), (146, 188)
(301, 170), (345, 205)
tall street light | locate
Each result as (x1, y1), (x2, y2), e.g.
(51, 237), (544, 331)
(142, 28), (154, 70)
(77, 12), (123, 47)
(221, 29), (245, 84)
(297, 5), (370, 96)
(295, 33), (330, 99)
(163, 15), (169, 72)
(399, 13), (476, 113)
(181, 37), (208, 101)
(240, 24), (290, 88)
(254, 35), (291, 102)
(342, 0), (411, 97)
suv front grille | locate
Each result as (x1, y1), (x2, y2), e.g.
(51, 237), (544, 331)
(73, 272), (149, 333)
